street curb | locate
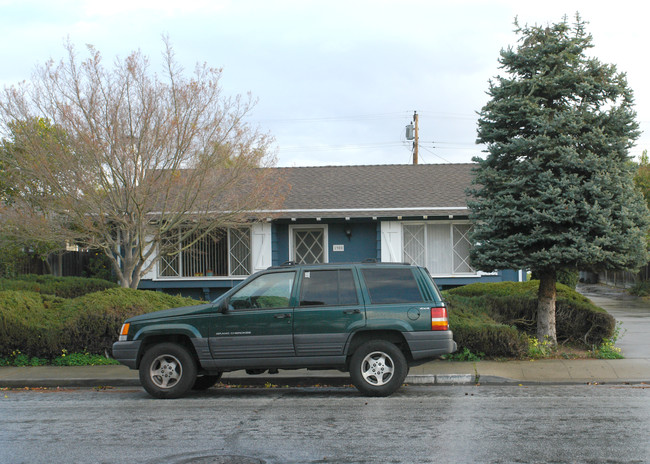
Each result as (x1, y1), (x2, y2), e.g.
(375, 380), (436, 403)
(0, 374), (481, 389)
(0, 373), (519, 389)
(0, 378), (142, 388)
(406, 374), (476, 385)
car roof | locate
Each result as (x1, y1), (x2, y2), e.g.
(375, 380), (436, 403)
(267, 261), (416, 271)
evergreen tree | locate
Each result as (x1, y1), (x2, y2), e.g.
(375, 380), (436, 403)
(468, 16), (649, 343)
(634, 150), (650, 209)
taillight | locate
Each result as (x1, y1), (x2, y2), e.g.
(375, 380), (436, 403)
(431, 306), (448, 331)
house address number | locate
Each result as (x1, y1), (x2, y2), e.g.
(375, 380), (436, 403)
(333, 244), (344, 252)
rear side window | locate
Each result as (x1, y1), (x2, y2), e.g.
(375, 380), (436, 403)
(299, 269), (358, 306)
(361, 268), (423, 304)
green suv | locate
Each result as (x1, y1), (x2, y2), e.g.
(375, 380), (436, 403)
(112, 262), (456, 398)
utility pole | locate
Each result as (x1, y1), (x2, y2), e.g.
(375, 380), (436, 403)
(413, 111), (419, 165)
(405, 111), (419, 164)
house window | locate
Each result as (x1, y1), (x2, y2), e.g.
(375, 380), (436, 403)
(402, 222), (475, 276)
(290, 226), (328, 264)
(158, 227), (251, 278)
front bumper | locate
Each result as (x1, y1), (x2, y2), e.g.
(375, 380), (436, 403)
(112, 340), (142, 369)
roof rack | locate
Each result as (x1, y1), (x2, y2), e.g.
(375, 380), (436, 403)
(268, 260), (413, 270)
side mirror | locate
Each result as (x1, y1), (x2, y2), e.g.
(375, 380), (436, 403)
(218, 299), (232, 313)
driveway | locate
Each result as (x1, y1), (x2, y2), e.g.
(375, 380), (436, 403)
(578, 284), (650, 359)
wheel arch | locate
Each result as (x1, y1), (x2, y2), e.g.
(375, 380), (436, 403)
(345, 330), (412, 363)
(135, 333), (199, 369)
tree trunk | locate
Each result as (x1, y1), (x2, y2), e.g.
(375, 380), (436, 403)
(537, 270), (557, 345)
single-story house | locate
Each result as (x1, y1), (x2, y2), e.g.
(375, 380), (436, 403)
(138, 163), (525, 300)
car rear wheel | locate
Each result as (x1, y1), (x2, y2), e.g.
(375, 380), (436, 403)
(139, 343), (197, 399)
(192, 373), (223, 390)
(349, 340), (408, 397)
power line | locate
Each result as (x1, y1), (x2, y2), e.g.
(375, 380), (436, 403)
(421, 145), (453, 164)
(279, 141), (405, 152)
(250, 111), (411, 124)
(250, 110), (480, 124)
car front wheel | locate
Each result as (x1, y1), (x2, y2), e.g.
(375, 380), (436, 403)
(349, 340), (408, 397)
(139, 343), (197, 399)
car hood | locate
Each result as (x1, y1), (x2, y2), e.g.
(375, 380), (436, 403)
(127, 303), (216, 322)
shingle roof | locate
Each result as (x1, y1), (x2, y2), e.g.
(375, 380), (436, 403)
(270, 163), (474, 219)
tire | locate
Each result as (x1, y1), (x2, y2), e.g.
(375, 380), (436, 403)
(349, 340), (408, 397)
(139, 343), (197, 399)
(192, 373), (223, 391)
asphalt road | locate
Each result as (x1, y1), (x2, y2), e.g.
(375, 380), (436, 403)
(2, 384), (650, 464)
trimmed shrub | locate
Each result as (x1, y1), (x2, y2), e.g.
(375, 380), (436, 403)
(59, 288), (203, 355)
(445, 293), (529, 358)
(447, 281), (615, 347)
(0, 285), (202, 359)
(557, 269), (580, 289)
(0, 290), (67, 358)
(0, 274), (117, 298)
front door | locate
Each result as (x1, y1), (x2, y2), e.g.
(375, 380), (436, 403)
(210, 271), (296, 359)
(293, 268), (365, 357)
(293, 228), (325, 264)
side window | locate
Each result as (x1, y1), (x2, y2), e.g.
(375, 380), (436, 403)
(361, 268), (423, 304)
(229, 272), (295, 310)
(299, 269), (358, 306)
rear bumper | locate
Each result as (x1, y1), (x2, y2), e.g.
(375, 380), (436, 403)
(112, 340), (142, 369)
(403, 330), (457, 361)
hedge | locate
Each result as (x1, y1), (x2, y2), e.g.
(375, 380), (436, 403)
(446, 281), (615, 351)
(0, 290), (66, 358)
(0, 277), (616, 361)
(445, 293), (529, 358)
(0, 287), (201, 359)
(0, 274), (118, 298)
(59, 288), (202, 355)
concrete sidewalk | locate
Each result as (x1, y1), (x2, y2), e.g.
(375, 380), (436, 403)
(1, 357), (649, 389)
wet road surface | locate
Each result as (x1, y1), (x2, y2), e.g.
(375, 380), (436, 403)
(2, 384), (649, 463)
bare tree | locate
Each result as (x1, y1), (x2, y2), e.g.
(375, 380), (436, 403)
(0, 39), (283, 288)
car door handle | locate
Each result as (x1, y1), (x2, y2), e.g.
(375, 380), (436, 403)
(343, 309), (361, 315)
(274, 313), (292, 319)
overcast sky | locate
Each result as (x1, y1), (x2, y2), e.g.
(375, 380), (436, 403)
(1, 0), (648, 166)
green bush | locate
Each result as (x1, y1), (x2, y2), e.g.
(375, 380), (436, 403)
(52, 350), (120, 366)
(445, 293), (529, 358)
(0, 283), (202, 359)
(447, 281), (615, 348)
(0, 351), (119, 366)
(0, 274), (117, 298)
(59, 288), (203, 355)
(445, 346), (485, 362)
(629, 280), (650, 297)
(557, 269), (580, 289)
(0, 290), (67, 358)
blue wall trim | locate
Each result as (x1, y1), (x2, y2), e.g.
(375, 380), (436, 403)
(140, 218), (525, 298)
